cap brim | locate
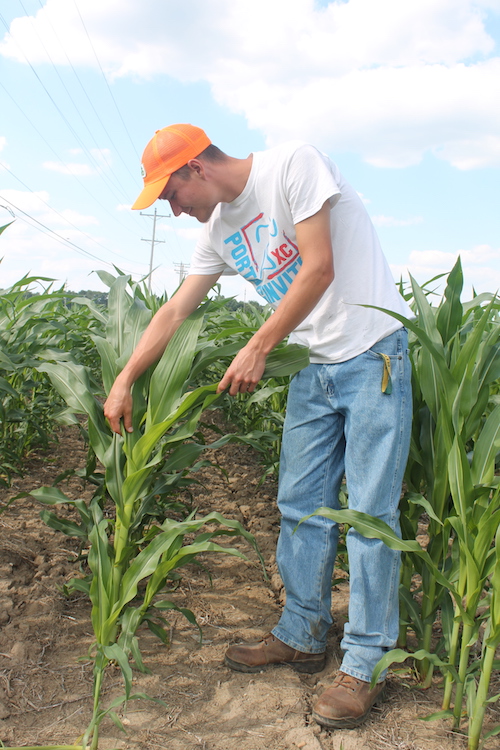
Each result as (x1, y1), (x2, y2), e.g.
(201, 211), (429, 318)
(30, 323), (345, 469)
(131, 175), (170, 210)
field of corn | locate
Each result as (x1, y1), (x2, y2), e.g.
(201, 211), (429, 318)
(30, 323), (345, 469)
(0, 220), (499, 750)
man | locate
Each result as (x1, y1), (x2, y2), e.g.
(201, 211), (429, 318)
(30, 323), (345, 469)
(104, 123), (412, 729)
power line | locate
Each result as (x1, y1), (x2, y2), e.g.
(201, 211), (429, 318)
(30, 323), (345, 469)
(0, 195), (154, 285)
(0, 11), (96, 164)
(0, 5), (153, 282)
(0, 13), (141, 217)
(33, 0), (142, 204)
(0, 78), (143, 236)
(0, 194), (115, 266)
(16, 0), (131, 202)
(1, 161), (148, 267)
(72, 1), (141, 169)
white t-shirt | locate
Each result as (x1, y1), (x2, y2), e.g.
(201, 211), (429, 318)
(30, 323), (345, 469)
(190, 141), (412, 363)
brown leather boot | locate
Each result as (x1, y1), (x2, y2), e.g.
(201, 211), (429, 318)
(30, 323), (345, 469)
(224, 633), (326, 674)
(312, 671), (386, 728)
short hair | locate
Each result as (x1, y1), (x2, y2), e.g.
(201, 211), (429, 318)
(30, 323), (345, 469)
(173, 144), (227, 179)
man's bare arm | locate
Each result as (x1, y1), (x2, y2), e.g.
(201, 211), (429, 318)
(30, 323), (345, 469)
(217, 201), (334, 395)
(104, 273), (221, 433)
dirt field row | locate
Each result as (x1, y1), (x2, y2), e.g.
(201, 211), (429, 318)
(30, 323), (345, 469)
(0, 422), (496, 749)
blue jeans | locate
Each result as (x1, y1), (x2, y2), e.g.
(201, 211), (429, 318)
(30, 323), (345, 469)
(272, 328), (412, 682)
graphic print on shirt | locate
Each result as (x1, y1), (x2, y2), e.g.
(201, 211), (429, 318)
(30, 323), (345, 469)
(223, 213), (303, 304)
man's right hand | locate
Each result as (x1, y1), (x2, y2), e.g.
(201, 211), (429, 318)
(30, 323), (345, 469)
(104, 381), (134, 434)
(102, 273), (222, 436)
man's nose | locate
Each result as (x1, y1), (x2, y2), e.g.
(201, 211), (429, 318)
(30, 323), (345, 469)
(169, 199), (182, 217)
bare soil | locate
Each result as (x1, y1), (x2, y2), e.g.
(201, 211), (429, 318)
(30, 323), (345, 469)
(0, 417), (498, 750)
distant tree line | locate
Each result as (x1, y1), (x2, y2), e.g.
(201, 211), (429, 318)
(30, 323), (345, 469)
(69, 289), (109, 307)
(67, 291), (265, 313)
(18, 288), (264, 313)
(214, 296), (264, 313)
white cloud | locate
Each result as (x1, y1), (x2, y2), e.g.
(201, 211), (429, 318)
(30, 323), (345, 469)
(391, 244), (500, 294)
(0, 188), (51, 215)
(1, 1), (499, 169)
(0, 188), (99, 229)
(0, 207), (99, 290)
(434, 135), (500, 169)
(0, 194), (108, 290)
(0, 190), (147, 291)
(227, 60), (500, 169)
(0, 0), (486, 69)
(372, 215), (424, 227)
(57, 209), (99, 227)
(71, 147), (112, 167)
(459, 244), (500, 264)
(408, 246), (500, 267)
(43, 148), (112, 175)
(43, 161), (96, 176)
(176, 227), (203, 241)
(159, 222), (202, 241)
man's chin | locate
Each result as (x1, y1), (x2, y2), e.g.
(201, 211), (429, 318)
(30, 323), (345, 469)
(193, 206), (216, 223)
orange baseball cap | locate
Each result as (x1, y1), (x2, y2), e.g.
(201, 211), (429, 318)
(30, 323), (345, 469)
(131, 124), (212, 210)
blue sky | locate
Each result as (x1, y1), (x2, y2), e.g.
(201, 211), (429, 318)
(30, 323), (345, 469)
(1, 0), (499, 303)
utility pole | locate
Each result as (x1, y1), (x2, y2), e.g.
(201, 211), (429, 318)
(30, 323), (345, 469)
(174, 262), (190, 286)
(140, 207), (170, 291)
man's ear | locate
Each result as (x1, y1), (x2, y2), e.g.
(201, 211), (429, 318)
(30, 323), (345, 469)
(186, 158), (205, 177)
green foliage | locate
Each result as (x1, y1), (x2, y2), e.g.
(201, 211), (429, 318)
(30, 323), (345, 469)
(31, 271), (308, 748)
(69, 289), (109, 307)
(7, 245), (499, 749)
(196, 301), (292, 478)
(0, 274), (104, 488)
(313, 258), (500, 750)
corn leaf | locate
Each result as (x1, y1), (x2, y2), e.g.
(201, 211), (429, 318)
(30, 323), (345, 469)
(305, 507), (463, 607)
(147, 306), (206, 426)
(106, 274), (131, 357)
(132, 385), (220, 466)
(370, 647), (459, 688)
(471, 405), (500, 485)
(435, 258), (463, 345)
(92, 335), (119, 396)
(262, 344), (309, 378)
(102, 643), (133, 698)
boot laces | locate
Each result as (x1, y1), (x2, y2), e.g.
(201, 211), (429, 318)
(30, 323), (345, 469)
(334, 672), (364, 692)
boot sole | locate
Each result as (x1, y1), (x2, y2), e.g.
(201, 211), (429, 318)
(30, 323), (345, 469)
(224, 654), (326, 674)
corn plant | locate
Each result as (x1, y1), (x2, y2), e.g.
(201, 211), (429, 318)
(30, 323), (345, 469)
(466, 524), (500, 749)
(0, 220), (14, 235)
(30, 272), (308, 749)
(397, 261), (499, 688)
(307, 259), (500, 749)
(0, 271), (104, 488)
(196, 299), (291, 479)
